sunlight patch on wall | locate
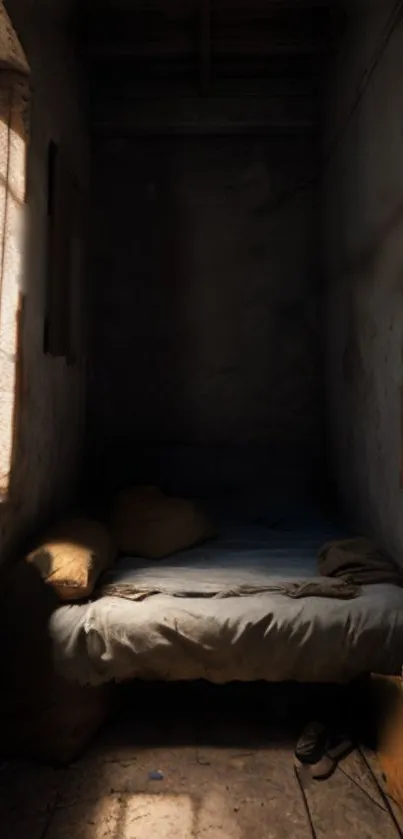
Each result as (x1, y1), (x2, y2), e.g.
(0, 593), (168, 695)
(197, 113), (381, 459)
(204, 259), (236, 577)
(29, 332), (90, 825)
(0, 78), (27, 497)
(0, 2), (29, 74)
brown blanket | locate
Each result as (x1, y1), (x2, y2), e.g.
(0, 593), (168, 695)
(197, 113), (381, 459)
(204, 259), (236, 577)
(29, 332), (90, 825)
(97, 535), (403, 606)
(99, 577), (360, 601)
(318, 537), (403, 588)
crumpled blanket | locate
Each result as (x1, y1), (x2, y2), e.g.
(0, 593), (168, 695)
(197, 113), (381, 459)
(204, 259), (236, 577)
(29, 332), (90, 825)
(98, 577), (359, 601)
(318, 537), (403, 588)
(95, 533), (401, 605)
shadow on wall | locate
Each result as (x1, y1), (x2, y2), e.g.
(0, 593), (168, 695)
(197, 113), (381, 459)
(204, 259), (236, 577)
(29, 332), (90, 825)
(88, 135), (323, 494)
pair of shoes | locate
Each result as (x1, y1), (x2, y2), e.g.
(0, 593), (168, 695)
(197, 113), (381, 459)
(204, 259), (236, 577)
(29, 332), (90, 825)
(294, 722), (352, 781)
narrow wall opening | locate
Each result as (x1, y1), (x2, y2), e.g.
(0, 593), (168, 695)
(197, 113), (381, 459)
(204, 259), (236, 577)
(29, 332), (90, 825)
(0, 4), (30, 498)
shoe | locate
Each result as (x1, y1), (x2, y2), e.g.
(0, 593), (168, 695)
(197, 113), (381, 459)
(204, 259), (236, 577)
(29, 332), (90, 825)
(295, 722), (352, 781)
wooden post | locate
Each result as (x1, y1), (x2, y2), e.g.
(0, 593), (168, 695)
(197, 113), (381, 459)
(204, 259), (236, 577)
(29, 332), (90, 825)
(199, 0), (211, 95)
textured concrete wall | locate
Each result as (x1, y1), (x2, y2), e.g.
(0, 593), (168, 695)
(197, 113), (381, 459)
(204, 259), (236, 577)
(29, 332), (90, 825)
(323, 1), (403, 558)
(0, 2), (89, 559)
(89, 134), (321, 476)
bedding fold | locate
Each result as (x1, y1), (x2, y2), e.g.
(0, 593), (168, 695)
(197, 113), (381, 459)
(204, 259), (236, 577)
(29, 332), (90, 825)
(49, 517), (403, 686)
(95, 522), (360, 602)
(97, 577), (359, 601)
(318, 537), (403, 588)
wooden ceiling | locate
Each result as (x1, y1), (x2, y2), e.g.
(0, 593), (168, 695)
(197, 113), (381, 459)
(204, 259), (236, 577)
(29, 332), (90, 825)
(79, 1), (345, 138)
(80, 0), (344, 82)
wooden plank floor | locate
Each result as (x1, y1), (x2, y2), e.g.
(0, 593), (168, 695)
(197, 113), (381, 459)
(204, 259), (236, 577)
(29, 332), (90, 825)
(1, 735), (400, 838)
(0, 683), (401, 839)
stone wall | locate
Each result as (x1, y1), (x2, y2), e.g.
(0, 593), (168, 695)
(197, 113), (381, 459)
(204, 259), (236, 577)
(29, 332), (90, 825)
(88, 132), (321, 484)
(323, 1), (403, 558)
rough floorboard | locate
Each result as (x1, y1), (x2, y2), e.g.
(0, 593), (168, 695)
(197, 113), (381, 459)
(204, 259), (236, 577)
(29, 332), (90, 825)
(2, 717), (403, 839)
(336, 750), (386, 810)
(49, 740), (310, 839)
(361, 746), (403, 834)
(301, 749), (398, 839)
(0, 761), (61, 839)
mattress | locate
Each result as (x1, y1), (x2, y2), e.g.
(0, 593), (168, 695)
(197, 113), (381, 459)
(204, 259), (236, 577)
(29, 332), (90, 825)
(49, 511), (403, 686)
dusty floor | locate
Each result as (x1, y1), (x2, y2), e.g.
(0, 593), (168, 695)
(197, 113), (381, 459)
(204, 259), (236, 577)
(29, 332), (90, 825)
(1, 683), (402, 839)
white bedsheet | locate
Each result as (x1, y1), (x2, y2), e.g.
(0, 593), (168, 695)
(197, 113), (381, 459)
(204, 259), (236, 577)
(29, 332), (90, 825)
(49, 520), (403, 685)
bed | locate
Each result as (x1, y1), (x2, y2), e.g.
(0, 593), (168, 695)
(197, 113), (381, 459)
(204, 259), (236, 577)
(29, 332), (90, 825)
(49, 503), (403, 687)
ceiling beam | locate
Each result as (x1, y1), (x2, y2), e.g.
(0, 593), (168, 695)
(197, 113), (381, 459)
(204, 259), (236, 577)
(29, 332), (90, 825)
(199, 0), (211, 94)
(92, 94), (318, 137)
(80, 5), (337, 34)
(83, 0), (334, 12)
(80, 5), (339, 61)
(88, 77), (319, 98)
(83, 37), (329, 61)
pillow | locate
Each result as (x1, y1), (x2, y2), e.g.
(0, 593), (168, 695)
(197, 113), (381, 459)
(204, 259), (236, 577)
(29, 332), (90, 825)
(110, 486), (215, 559)
(26, 517), (116, 601)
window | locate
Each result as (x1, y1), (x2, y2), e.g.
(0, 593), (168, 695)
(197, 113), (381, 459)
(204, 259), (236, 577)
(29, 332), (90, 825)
(0, 4), (30, 499)
(0, 71), (29, 497)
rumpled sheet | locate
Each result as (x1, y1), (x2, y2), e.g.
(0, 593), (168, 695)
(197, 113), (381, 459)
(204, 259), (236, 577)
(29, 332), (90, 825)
(49, 518), (403, 686)
(318, 537), (403, 587)
(97, 521), (358, 601)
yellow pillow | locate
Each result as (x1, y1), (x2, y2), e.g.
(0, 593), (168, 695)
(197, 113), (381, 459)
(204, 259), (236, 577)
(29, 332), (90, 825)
(110, 486), (214, 559)
(27, 517), (116, 601)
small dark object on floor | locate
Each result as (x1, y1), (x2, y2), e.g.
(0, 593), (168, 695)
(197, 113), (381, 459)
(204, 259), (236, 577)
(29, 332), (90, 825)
(295, 722), (353, 781)
(149, 769), (164, 781)
(295, 722), (327, 766)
